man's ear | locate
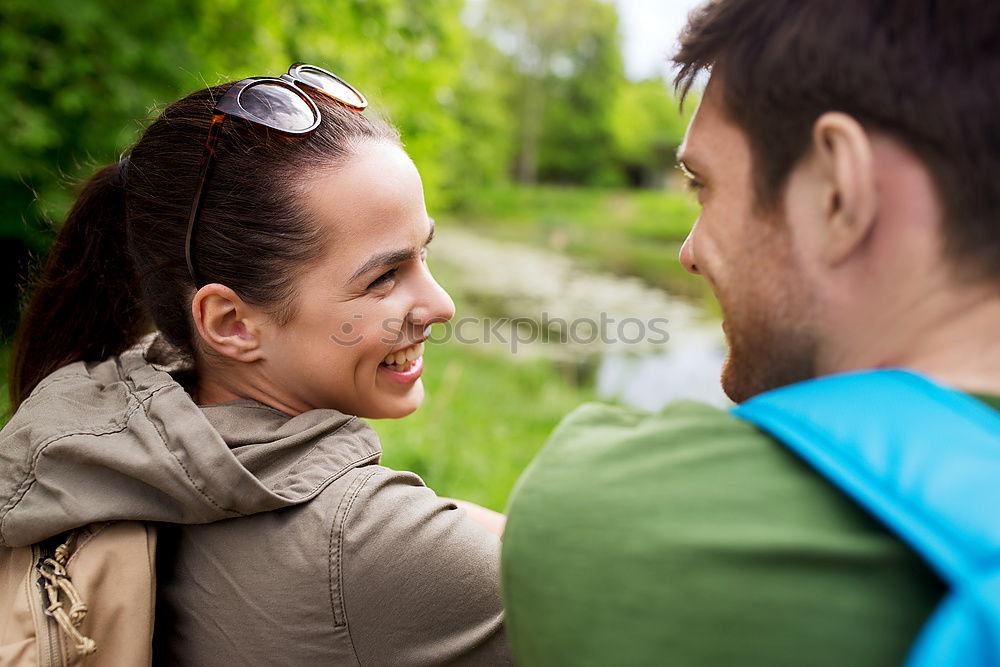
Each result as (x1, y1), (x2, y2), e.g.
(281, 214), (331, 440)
(811, 112), (878, 266)
(191, 284), (265, 362)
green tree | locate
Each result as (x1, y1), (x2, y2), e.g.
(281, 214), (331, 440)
(611, 78), (696, 187)
(0, 0), (206, 335)
(0, 0), (486, 337)
(441, 32), (518, 200)
(535, 0), (623, 185)
(0, 0), (486, 240)
(476, 0), (626, 185)
(0, 0), (201, 245)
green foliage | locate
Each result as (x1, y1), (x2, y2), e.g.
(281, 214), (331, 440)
(449, 183), (717, 307)
(442, 34), (518, 200)
(476, 0), (627, 185)
(453, 183), (698, 241)
(1, 0), (695, 244)
(0, 0), (478, 234)
(612, 79), (696, 187)
(0, 0), (199, 243)
(536, 4), (623, 185)
(193, 0), (490, 211)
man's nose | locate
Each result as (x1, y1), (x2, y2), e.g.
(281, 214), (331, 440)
(679, 228), (701, 275)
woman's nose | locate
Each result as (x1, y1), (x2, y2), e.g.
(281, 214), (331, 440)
(408, 269), (455, 328)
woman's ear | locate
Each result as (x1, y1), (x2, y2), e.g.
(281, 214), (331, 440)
(811, 112), (878, 266)
(190, 284), (265, 362)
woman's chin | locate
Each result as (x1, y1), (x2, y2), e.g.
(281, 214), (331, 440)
(361, 381), (425, 419)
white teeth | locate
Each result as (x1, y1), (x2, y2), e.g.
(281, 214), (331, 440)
(383, 342), (424, 367)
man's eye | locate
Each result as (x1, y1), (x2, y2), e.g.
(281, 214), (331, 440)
(368, 269), (397, 290)
(685, 178), (705, 193)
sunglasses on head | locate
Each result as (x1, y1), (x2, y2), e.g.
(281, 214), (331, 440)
(185, 63), (367, 285)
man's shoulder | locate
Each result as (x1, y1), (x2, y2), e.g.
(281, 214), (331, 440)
(506, 397), (913, 547)
(511, 399), (811, 509)
(548, 398), (752, 442)
(502, 399), (943, 665)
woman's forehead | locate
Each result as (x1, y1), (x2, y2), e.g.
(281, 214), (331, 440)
(306, 144), (428, 240)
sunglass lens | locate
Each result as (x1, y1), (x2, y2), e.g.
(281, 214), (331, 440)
(239, 83), (316, 132)
(295, 67), (366, 109)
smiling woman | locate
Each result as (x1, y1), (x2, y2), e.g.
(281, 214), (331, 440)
(192, 142), (455, 419)
(1, 64), (509, 664)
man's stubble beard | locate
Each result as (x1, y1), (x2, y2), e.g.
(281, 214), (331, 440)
(717, 231), (819, 403)
(720, 300), (818, 403)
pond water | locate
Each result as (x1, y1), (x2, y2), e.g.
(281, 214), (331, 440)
(433, 227), (731, 410)
(596, 333), (730, 410)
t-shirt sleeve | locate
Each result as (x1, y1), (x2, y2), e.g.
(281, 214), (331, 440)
(337, 466), (512, 666)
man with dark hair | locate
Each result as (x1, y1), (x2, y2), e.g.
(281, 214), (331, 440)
(501, 0), (1000, 663)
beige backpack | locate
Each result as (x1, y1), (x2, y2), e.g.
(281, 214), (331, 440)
(0, 522), (156, 666)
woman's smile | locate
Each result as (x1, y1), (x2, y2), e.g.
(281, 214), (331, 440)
(380, 340), (425, 372)
(380, 354), (424, 384)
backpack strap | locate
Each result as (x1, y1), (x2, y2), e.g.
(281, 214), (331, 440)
(732, 369), (1000, 667)
(36, 528), (99, 658)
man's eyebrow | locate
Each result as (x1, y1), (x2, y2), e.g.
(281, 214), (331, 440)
(347, 220), (435, 283)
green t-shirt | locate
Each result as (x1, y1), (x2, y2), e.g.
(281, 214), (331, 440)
(501, 393), (1000, 666)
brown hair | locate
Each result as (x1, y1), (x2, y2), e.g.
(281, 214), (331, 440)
(9, 81), (400, 410)
(673, 0), (1000, 283)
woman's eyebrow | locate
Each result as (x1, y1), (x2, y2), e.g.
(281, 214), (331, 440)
(347, 221), (435, 283)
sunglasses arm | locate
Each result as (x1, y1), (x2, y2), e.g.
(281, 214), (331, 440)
(185, 112), (227, 285)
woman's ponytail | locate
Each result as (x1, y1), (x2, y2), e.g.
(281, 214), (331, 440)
(8, 162), (148, 411)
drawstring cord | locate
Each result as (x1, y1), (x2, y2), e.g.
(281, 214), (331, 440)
(36, 532), (98, 656)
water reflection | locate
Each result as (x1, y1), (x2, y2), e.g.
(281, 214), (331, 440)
(597, 339), (730, 410)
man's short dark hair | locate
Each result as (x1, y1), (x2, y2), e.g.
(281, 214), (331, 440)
(673, 0), (1000, 285)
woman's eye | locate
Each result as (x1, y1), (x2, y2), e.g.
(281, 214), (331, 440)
(368, 268), (397, 290)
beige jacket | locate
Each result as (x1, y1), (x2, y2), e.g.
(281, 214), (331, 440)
(0, 338), (510, 665)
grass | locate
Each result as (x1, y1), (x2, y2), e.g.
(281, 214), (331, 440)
(447, 183), (718, 309)
(451, 184), (698, 240)
(371, 338), (593, 512)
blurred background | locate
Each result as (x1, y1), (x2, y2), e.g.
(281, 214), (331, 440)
(0, 0), (725, 510)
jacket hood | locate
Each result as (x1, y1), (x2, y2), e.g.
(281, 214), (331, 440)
(0, 336), (381, 547)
